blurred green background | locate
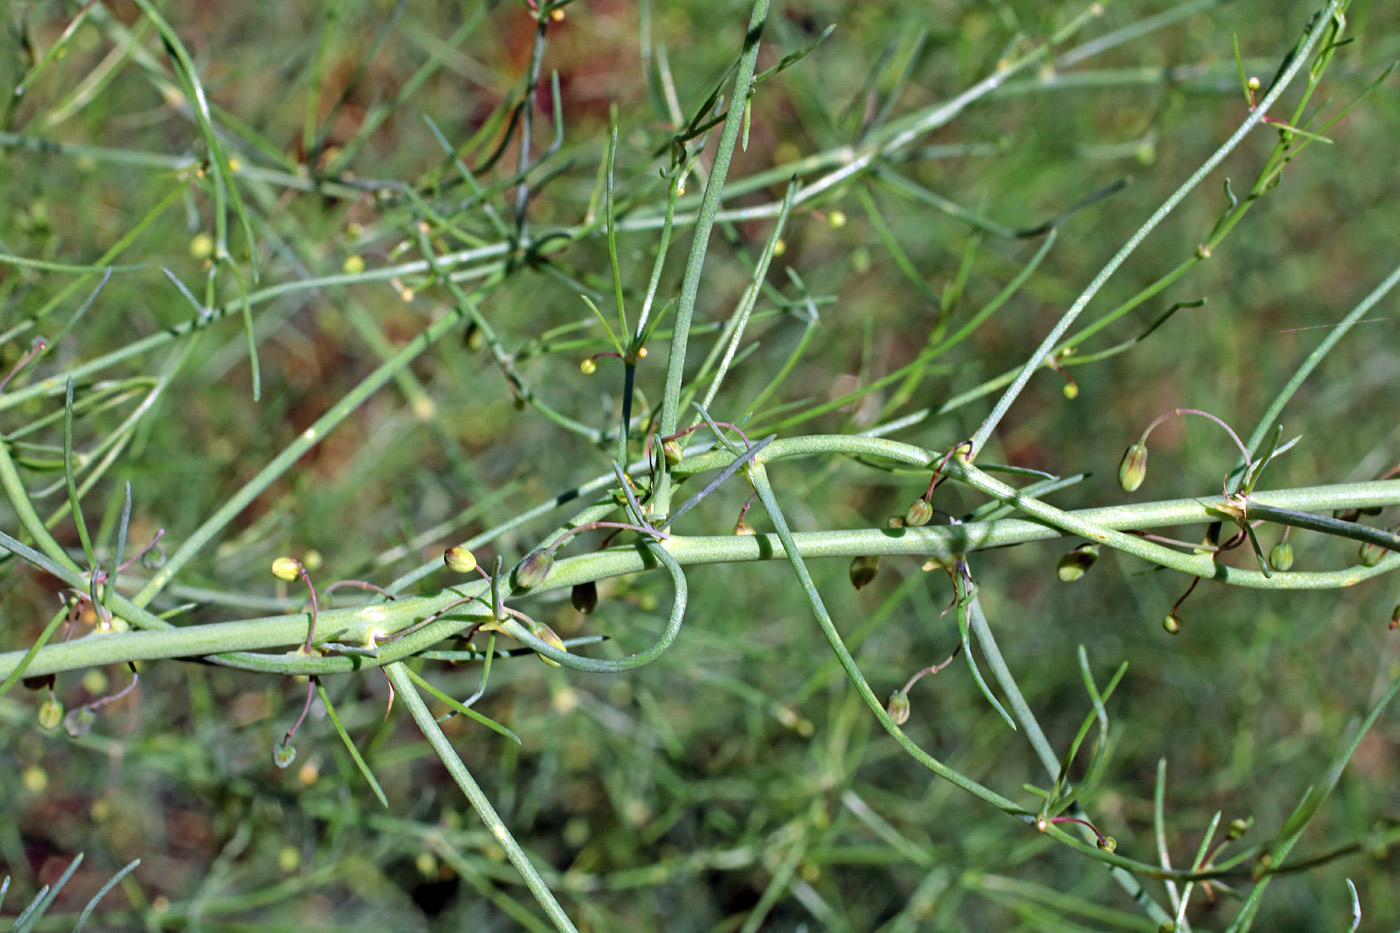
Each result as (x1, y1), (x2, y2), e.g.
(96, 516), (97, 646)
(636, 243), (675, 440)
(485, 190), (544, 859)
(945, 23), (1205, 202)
(2, 0), (1399, 929)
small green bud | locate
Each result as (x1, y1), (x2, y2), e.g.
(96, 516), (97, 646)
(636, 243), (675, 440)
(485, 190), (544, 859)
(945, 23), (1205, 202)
(1252, 852), (1273, 879)
(63, 707), (95, 738)
(1097, 835), (1117, 853)
(38, 697), (64, 731)
(571, 581), (598, 614)
(1227, 817), (1251, 839)
(444, 546), (477, 574)
(904, 498), (933, 527)
(580, 358), (597, 375)
(662, 440), (683, 466)
(514, 550), (554, 589)
(1056, 543), (1100, 582)
(532, 622), (567, 667)
(1162, 613), (1182, 635)
(733, 519), (756, 536)
(849, 555), (880, 590)
(1158, 922), (1178, 933)
(271, 556), (303, 582)
(1118, 443), (1148, 492)
(273, 740), (297, 769)
(886, 515), (905, 529)
(1389, 603), (1399, 631)
(886, 690), (910, 725)
(1268, 541), (1294, 572)
(1359, 540), (1385, 567)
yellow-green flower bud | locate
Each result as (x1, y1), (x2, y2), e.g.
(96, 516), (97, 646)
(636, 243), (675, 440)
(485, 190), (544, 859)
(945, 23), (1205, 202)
(904, 498), (933, 527)
(1359, 540), (1385, 567)
(886, 690), (910, 725)
(271, 556), (303, 581)
(1056, 544), (1100, 582)
(662, 440), (683, 466)
(1227, 817), (1251, 839)
(1162, 614), (1182, 635)
(531, 622), (567, 667)
(444, 546), (477, 574)
(38, 698), (64, 731)
(1267, 541), (1294, 572)
(733, 519), (756, 535)
(514, 550), (554, 589)
(1097, 835), (1117, 853)
(849, 555), (879, 591)
(268, 554), (302, 577)
(580, 358), (597, 375)
(1118, 443), (1148, 492)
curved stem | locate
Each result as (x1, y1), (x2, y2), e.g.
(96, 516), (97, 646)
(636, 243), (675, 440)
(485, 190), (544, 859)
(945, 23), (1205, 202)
(5, 468), (1400, 681)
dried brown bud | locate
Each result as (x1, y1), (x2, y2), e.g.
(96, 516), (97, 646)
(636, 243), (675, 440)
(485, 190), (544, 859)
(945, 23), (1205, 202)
(849, 555), (880, 590)
(571, 581), (598, 614)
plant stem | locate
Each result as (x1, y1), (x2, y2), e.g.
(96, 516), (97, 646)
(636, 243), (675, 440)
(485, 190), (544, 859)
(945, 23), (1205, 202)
(383, 662), (578, 933)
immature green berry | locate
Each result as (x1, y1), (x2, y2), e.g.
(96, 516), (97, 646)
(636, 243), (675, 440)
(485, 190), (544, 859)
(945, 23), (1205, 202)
(1118, 443), (1149, 492)
(444, 546), (477, 574)
(886, 690), (910, 726)
(1056, 544), (1100, 582)
(1359, 540), (1385, 567)
(849, 555), (880, 591)
(63, 707), (95, 738)
(271, 556), (303, 581)
(1162, 613), (1182, 635)
(571, 581), (598, 614)
(514, 550), (554, 589)
(1268, 541), (1294, 572)
(37, 697), (64, 731)
(662, 440), (683, 466)
(904, 498), (933, 527)
(273, 740), (297, 769)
